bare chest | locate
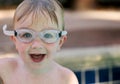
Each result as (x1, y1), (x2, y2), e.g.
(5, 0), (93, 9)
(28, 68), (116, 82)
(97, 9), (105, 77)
(3, 73), (66, 84)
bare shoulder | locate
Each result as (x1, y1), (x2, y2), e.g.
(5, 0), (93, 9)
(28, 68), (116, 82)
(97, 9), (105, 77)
(0, 56), (18, 76)
(57, 64), (79, 84)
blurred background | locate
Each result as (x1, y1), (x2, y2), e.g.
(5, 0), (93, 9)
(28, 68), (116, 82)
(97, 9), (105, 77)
(0, 0), (120, 84)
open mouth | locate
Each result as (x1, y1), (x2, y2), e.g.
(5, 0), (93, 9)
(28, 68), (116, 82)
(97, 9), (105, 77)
(29, 54), (46, 63)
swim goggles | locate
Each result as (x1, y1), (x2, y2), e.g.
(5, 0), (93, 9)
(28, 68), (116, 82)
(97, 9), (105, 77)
(2, 25), (67, 43)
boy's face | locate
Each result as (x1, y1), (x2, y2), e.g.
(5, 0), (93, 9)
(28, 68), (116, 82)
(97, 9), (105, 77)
(12, 14), (66, 68)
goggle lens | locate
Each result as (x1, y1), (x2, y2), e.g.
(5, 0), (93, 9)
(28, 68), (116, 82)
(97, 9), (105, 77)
(40, 30), (59, 43)
(16, 29), (60, 43)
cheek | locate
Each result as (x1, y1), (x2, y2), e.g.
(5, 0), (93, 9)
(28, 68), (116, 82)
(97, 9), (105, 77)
(15, 41), (30, 54)
(46, 42), (59, 52)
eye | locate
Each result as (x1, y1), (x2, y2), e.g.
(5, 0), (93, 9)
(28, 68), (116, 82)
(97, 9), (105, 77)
(44, 33), (53, 38)
(20, 33), (32, 38)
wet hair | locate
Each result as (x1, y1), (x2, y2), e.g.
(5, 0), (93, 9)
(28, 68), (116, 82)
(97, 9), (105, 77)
(13, 0), (64, 30)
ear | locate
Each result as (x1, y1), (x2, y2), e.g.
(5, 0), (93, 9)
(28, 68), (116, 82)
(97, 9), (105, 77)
(10, 36), (19, 50)
(58, 35), (67, 49)
(10, 36), (16, 43)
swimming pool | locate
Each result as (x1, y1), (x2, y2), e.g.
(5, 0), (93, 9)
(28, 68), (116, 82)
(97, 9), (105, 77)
(55, 46), (120, 84)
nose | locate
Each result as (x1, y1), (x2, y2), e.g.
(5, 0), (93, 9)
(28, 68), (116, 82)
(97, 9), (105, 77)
(31, 38), (44, 49)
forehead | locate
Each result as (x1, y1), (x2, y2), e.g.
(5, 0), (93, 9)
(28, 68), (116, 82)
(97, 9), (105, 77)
(14, 11), (58, 31)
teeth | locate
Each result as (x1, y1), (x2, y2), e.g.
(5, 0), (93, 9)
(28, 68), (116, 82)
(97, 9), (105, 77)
(29, 54), (46, 62)
(33, 55), (40, 58)
(29, 50), (47, 54)
(30, 54), (45, 58)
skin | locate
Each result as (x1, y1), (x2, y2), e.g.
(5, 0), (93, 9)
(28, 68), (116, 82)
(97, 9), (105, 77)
(0, 10), (78, 84)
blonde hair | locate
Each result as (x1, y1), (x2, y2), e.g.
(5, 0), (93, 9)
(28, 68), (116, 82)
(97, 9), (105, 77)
(13, 0), (64, 30)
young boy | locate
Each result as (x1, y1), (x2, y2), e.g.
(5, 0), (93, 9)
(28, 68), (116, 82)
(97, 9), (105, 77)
(1, 0), (78, 84)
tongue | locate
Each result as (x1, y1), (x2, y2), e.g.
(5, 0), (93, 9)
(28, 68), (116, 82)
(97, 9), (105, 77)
(30, 54), (45, 63)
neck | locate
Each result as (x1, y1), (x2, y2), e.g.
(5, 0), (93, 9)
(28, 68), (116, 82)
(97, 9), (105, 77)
(18, 57), (55, 75)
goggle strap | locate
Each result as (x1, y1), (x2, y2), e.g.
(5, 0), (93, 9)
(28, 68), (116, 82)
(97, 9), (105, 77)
(61, 31), (67, 36)
(2, 24), (15, 36)
(59, 31), (67, 37)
